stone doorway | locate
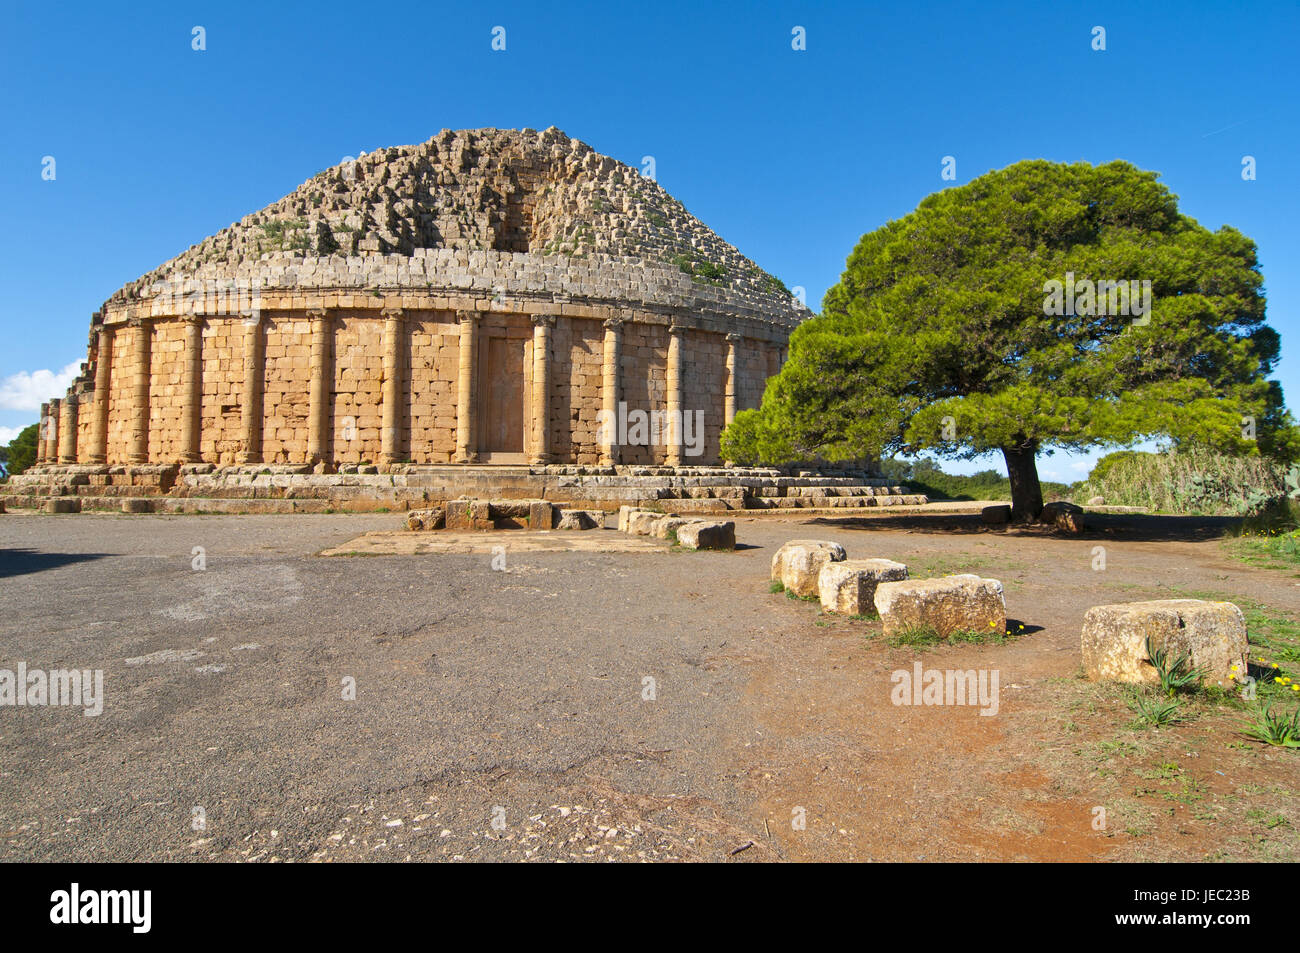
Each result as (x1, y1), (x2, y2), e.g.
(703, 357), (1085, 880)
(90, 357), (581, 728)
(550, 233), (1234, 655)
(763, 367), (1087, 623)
(477, 332), (526, 462)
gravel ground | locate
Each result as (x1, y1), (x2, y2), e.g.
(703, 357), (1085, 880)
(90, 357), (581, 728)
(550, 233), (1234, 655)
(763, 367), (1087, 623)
(2, 510), (1297, 862)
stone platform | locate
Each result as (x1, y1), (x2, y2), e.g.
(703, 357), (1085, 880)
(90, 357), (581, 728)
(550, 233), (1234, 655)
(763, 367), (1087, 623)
(2, 463), (925, 516)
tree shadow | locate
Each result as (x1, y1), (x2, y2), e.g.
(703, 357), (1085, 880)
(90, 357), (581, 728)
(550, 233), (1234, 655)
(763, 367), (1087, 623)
(0, 549), (110, 579)
(802, 512), (1241, 543)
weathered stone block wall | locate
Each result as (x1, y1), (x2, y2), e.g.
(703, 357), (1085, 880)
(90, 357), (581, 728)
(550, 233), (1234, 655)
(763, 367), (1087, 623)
(552, 318), (605, 464)
(106, 326), (136, 461)
(262, 315), (312, 463)
(148, 320), (187, 462)
(331, 315), (384, 464)
(682, 329), (726, 463)
(404, 313), (459, 464)
(201, 320), (245, 464)
(619, 322), (666, 465)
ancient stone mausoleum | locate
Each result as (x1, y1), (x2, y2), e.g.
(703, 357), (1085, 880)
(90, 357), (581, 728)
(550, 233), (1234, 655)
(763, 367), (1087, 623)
(12, 128), (920, 514)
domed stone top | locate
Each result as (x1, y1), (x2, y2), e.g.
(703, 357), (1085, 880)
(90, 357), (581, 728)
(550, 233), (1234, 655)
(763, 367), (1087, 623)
(106, 127), (806, 330)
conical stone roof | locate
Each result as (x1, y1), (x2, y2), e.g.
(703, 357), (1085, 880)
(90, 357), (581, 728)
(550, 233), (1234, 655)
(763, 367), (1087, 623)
(106, 127), (805, 328)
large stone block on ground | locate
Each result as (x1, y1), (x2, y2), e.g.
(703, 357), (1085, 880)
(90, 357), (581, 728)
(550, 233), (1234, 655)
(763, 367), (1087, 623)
(556, 508), (603, 530)
(981, 504), (1011, 525)
(445, 498), (492, 531)
(652, 516), (691, 539)
(676, 520), (735, 551)
(626, 510), (665, 536)
(529, 500), (554, 530)
(44, 498), (81, 514)
(406, 507), (446, 531)
(619, 505), (655, 533)
(772, 540), (847, 598)
(818, 559), (909, 615)
(874, 574), (1006, 638)
(1081, 599), (1247, 689)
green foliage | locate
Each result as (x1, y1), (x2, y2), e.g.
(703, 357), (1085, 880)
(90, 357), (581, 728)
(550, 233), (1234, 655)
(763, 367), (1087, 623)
(721, 159), (1293, 518)
(670, 253), (726, 282)
(1145, 635), (1206, 698)
(1129, 694), (1184, 728)
(1, 423), (39, 478)
(1079, 447), (1288, 515)
(1240, 705), (1300, 747)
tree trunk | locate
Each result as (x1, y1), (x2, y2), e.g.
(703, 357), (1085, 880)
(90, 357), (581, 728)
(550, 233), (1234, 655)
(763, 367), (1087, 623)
(1002, 443), (1044, 522)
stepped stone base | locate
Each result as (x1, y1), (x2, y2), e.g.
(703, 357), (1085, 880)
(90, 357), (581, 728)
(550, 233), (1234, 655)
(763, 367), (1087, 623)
(3, 464), (925, 516)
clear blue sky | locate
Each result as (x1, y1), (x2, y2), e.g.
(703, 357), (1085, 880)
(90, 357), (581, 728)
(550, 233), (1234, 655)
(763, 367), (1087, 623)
(2, 0), (1296, 481)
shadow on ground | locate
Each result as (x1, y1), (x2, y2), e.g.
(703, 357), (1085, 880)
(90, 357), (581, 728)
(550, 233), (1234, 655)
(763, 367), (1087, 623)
(0, 549), (109, 579)
(804, 512), (1240, 543)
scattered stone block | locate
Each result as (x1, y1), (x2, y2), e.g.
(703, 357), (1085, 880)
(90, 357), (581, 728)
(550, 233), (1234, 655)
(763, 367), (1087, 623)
(556, 508), (603, 530)
(1040, 500), (1086, 533)
(818, 559), (909, 615)
(44, 498), (81, 514)
(1081, 599), (1247, 689)
(651, 516), (691, 539)
(676, 520), (735, 551)
(121, 499), (152, 514)
(874, 574), (1006, 639)
(529, 500), (554, 530)
(627, 510), (664, 536)
(981, 504), (1011, 525)
(445, 499), (492, 531)
(619, 505), (652, 533)
(406, 507), (446, 531)
(772, 539), (847, 598)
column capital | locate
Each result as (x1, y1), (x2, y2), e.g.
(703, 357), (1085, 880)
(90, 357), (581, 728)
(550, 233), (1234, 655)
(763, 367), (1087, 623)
(603, 316), (625, 331)
(531, 314), (556, 328)
(128, 315), (150, 329)
(306, 307), (329, 320)
(456, 309), (482, 324)
(183, 313), (205, 326)
(726, 332), (743, 343)
(381, 307), (405, 321)
(668, 323), (687, 337)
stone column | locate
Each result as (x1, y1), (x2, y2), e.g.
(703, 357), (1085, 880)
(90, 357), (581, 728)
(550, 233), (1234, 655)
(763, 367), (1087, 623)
(380, 308), (405, 465)
(666, 324), (685, 467)
(237, 315), (263, 464)
(87, 326), (112, 464)
(600, 317), (623, 465)
(36, 403), (49, 464)
(45, 400), (61, 463)
(724, 332), (741, 427)
(307, 308), (331, 466)
(128, 318), (151, 464)
(530, 315), (554, 465)
(179, 316), (204, 463)
(454, 309), (480, 464)
(58, 393), (79, 463)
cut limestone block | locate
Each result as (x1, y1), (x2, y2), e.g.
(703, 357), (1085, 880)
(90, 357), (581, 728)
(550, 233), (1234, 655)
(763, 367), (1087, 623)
(874, 574), (1006, 639)
(445, 499), (492, 531)
(406, 507), (446, 531)
(45, 498), (81, 514)
(1081, 599), (1247, 689)
(676, 520), (735, 551)
(619, 506), (656, 533)
(652, 516), (692, 539)
(529, 500), (554, 530)
(981, 504), (1011, 525)
(818, 559), (909, 615)
(556, 508), (603, 530)
(121, 499), (153, 514)
(772, 540), (847, 598)
(627, 511), (665, 536)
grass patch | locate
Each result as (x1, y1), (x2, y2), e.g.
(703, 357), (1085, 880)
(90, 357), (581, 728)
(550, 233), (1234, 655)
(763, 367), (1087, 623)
(886, 621), (1018, 648)
(769, 580), (785, 594)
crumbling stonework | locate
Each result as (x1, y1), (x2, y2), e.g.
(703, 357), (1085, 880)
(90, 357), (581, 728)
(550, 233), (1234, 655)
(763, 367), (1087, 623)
(37, 128), (806, 478)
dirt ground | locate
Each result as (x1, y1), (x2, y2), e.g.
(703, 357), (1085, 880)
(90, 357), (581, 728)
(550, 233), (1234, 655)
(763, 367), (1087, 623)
(730, 512), (1300, 862)
(1, 508), (1296, 862)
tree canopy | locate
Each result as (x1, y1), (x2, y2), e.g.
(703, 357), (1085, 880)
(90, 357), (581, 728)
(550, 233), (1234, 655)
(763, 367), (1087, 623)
(1, 423), (39, 478)
(722, 159), (1296, 518)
